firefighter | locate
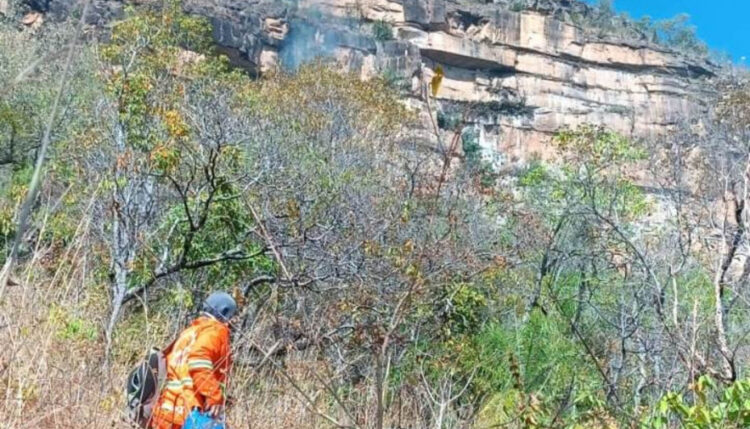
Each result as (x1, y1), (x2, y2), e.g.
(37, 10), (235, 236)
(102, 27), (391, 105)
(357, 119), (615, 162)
(150, 291), (236, 429)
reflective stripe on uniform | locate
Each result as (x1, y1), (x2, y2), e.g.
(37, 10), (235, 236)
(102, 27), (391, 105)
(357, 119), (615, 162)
(187, 359), (214, 370)
(165, 377), (194, 390)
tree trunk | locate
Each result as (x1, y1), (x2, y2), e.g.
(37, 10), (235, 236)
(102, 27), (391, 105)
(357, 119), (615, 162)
(374, 353), (385, 429)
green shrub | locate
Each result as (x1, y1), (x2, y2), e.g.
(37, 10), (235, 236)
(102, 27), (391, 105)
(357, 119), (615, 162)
(644, 376), (750, 428)
(49, 305), (98, 342)
(372, 20), (393, 41)
(510, 1), (525, 12)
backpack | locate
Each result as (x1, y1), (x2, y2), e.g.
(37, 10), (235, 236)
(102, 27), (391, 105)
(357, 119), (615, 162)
(125, 340), (176, 427)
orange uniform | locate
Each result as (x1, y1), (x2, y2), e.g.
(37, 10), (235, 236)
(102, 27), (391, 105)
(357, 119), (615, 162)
(150, 316), (231, 429)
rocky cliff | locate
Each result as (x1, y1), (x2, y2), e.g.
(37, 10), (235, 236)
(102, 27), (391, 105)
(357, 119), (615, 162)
(22, 0), (719, 163)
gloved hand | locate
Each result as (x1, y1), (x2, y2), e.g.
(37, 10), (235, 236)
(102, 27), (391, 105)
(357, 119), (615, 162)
(206, 404), (225, 418)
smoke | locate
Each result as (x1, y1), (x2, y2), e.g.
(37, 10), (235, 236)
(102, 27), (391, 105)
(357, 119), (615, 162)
(279, 6), (375, 71)
(279, 19), (339, 70)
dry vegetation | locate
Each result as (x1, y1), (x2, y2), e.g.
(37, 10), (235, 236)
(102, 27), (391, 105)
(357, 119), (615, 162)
(1, 1), (750, 428)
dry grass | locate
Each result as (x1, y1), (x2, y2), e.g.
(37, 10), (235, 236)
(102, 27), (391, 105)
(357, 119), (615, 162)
(0, 247), (428, 429)
(0, 196), (435, 429)
(0, 278), (327, 427)
(0, 280), (324, 428)
(0, 284), (422, 428)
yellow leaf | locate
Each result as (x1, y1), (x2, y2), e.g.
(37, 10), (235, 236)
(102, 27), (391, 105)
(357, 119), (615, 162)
(430, 66), (444, 97)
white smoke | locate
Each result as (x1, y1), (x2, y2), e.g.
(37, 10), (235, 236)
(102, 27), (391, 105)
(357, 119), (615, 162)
(279, 19), (338, 70)
(279, 5), (370, 70)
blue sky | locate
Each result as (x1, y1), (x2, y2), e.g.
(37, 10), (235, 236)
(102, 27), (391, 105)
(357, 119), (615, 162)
(592, 0), (748, 61)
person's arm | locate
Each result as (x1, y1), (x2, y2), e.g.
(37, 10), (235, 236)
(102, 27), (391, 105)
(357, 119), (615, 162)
(187, 326), (229, 408)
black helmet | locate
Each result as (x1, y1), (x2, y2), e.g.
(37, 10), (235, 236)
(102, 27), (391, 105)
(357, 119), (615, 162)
(202, 291), (237, 322)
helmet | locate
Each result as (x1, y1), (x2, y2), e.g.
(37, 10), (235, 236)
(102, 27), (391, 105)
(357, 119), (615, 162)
(202, 291), (237, 322)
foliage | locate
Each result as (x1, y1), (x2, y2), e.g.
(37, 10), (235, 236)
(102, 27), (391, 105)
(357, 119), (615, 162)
(583, 2), (709, 56)
(49, 304), (99, 342)
(484, 0), (710, 57)
(509, 1), (525, 13)
(372, 20), (394, 41)
(522, 125), (649, 223)
(653, 14), (708, 57)
(100, 0), (221, 150)
(644, 377), (750, 428)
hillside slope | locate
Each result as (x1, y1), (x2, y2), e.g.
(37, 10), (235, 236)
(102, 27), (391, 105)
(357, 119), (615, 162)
(3, 1), (750, 427)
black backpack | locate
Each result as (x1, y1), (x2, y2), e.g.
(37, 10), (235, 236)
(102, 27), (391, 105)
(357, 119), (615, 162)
(125, 340), (176, 427)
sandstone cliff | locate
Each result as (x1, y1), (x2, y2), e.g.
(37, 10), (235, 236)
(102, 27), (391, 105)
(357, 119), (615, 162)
(190, 0), (719, 162)
(24, 0), (719, 163)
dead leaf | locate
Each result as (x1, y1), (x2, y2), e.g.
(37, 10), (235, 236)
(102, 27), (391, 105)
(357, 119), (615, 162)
(22, 11), (42, 26)
(5, 275), (19, 287)
(232, 286), (246, 309)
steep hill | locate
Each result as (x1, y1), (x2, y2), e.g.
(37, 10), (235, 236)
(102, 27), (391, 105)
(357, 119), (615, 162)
(4, 1), (750, 427)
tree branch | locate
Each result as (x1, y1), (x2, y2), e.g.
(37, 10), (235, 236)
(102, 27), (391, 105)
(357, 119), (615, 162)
(122, 247), (269, 304)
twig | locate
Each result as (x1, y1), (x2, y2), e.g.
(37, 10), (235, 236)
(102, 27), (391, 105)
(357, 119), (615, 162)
(251, 340), (356, 428)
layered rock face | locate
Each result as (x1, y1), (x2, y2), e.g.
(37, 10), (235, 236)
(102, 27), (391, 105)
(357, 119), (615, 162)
(180, 0), (716, 162)
(29, 0), (718, 163)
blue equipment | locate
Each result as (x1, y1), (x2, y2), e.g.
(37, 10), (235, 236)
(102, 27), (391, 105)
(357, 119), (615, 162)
(183, 409), (226, 429)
